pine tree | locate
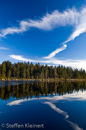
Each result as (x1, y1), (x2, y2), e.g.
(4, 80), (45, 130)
(1, 62), (6, 79)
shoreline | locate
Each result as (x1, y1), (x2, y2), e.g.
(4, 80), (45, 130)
(0, 78), (86, 82)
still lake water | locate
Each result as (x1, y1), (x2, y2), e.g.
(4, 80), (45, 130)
(0, 81), (86, 130)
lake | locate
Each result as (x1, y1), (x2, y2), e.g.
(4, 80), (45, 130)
(0, 81), (86, 130)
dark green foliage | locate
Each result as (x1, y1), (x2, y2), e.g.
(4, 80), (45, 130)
(1, 62), (6, 78)
(0, 81), (86, 100)
(0, 61), (86, 79)
(0, 64), (1, 78)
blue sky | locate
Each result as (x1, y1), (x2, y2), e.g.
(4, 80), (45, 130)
(0, 0), (86, 69)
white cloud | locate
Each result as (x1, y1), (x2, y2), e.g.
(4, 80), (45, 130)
(44, 101), (69, 118)
(63, 7), (86, 44)
(7, 91), (86, 106)
(1, 7), (86, 57)
(0, 8), (79, 38)
(7, 98), (36, 106)
(7, 99), (28, 106)
(43, 7), (86, 58)
(7, 91), (85, 130)
(44, 102), (83, 130)
(0, 47), (9, 50)
(9, 54), (86, 70)
(66, 120), (83, 130)
(1, 7), (86, 68)
(45, 91), (86, 102)
(43, 43), (67, 59)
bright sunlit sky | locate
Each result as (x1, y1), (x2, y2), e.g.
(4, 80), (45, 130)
(0, 0), (86, 69)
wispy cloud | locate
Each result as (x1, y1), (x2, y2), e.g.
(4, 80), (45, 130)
(7, 98), (36, 106)
(66, 120), (83, 130)
(7, 91), (86, 106)
(7, 99), (29, 106)
(0, 47), (9, 50)
(43, 44), (67, 59)
(64, 7), (86, 44)
(9, 54), (86, 70)
(44, 102), (69, 118)
(1, 7), (86, 68)
(45, 7), (86, 58)
(44, 101), (83, 130)
(44, 102), (83, 130)
(0, 8), (79, 38)
(0, 7), (86, 56)
(7, 91), (85, 130)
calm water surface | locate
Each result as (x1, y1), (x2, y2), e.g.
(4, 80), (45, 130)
(0, 81), (86, 130)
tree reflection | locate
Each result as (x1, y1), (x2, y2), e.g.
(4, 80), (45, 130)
(0, 81), (86, 100)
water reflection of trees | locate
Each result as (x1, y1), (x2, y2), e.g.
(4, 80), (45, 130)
(0, 81), (86, 100)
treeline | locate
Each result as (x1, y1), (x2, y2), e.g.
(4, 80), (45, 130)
(0, 81), (86, 100)
(0, 61), (86, 79)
